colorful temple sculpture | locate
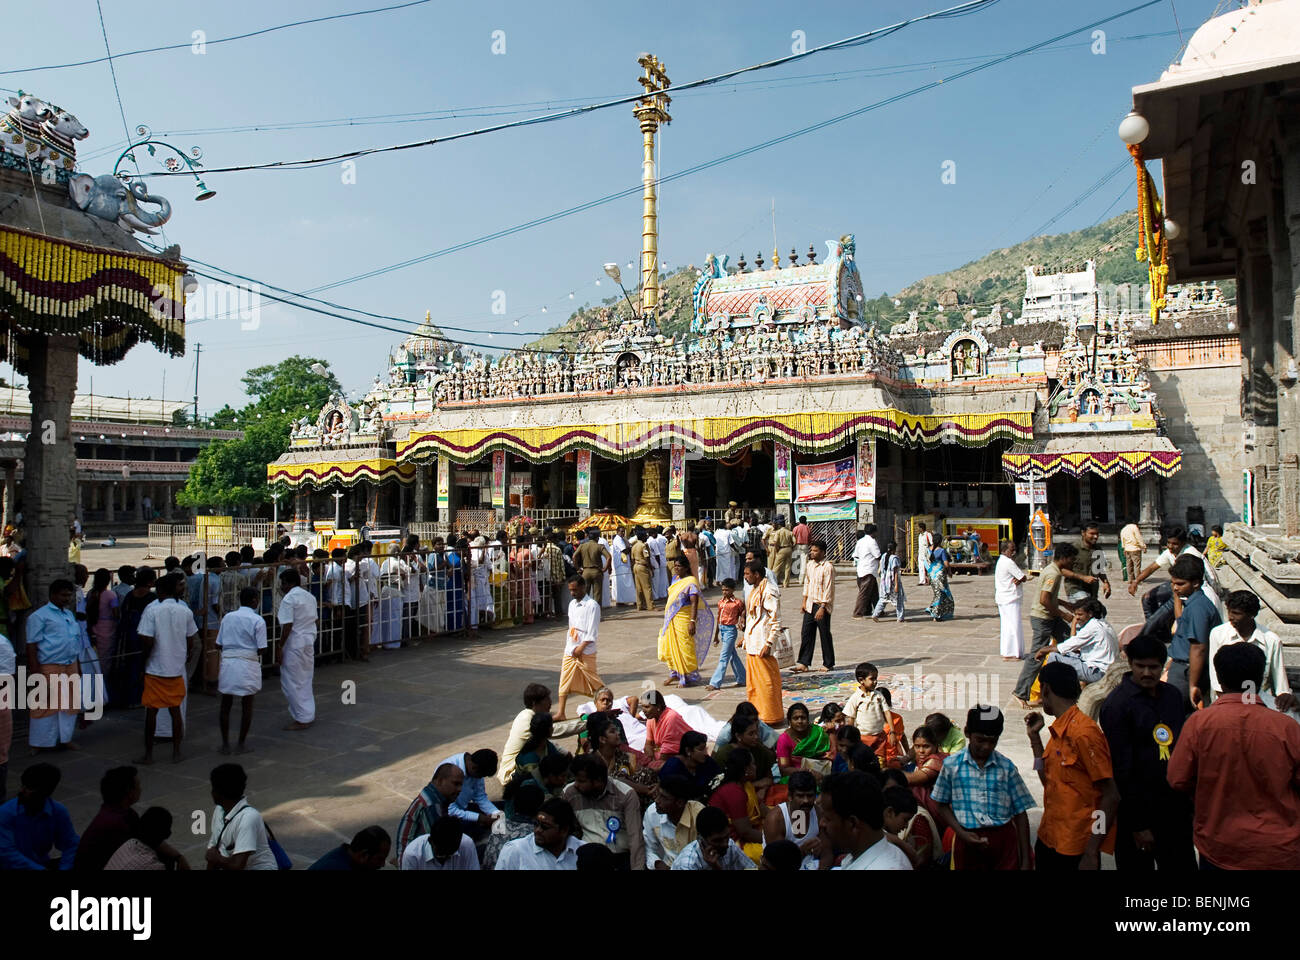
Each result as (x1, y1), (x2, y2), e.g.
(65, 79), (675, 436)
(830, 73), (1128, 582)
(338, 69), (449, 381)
(0, 92), (188, 589)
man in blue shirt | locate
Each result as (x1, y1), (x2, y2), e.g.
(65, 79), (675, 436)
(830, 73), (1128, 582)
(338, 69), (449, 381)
(308, 825), (390, 871)
(25, 580), (82, 751)
(1159, 555), (1222, 713)
(440, 749), (501, 850)
(0, 762), (78, 869)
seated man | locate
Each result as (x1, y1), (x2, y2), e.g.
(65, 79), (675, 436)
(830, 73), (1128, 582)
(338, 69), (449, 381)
(309, 826), (391, 871)
(0, 763), (79, 870)
(393, 762), (464, 864)
(1042, 599), (1118, 684)
(439, 748), (501, 848)
(75, 766), (141, 872)
(400, 817), (480, 871)
(498, 684), (586, 786)
(642, 776), (705, 870)
(670, 806), (755, 871)
(562, 755), (644, 870)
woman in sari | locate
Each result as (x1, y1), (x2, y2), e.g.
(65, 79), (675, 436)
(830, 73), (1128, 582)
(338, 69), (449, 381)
(708, 747), (766, 864)
(774, 702), (832, 783)
(657, 556), (715, 687)
(925, 546), (954, 622)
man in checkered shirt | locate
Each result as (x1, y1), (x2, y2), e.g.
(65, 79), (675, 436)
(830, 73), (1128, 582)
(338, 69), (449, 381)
(932, 704), (1035, 870)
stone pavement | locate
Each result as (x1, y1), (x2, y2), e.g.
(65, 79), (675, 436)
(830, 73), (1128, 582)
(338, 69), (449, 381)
(14, 565), (1154, 867)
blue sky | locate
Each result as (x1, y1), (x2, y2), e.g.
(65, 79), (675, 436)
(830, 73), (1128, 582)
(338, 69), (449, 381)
(2, 0), (1220, 412)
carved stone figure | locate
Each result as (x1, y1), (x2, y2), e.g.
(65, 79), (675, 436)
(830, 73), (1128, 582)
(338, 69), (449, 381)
(68, 174), (173, 234)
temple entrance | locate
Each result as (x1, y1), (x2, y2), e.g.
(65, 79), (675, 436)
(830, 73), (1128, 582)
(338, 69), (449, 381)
(729, 449), (775, 513)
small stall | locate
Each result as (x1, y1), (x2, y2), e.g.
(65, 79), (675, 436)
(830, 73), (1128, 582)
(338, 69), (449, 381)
(941, 516), (1014, 574)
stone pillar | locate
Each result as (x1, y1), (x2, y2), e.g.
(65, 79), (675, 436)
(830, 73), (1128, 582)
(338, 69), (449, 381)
(104, 482), (116, 523)
(24, 335), (78, 595)
(547, 460), (563, 508)
(2, 463), (14, 527)
(1276, 105), (1300, 535)
(627, 460), (642, 517)
(715, 461), (732, 513)
(414, 464), (428, 523)
(1138, 473), (1158, 536)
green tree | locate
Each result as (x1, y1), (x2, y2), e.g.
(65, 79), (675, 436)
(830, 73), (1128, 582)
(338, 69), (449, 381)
(178, 356), (341, 512)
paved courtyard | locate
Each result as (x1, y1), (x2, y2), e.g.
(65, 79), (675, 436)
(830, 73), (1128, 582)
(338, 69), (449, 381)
(21, 555), (1153, 867)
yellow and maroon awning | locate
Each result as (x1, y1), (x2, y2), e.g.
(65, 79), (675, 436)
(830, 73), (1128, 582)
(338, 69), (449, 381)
(402, 408), (1034, 464)
(0, 223), (186, 374)
(1002, 436), (1182, 479)
(267, 455), (416, 490)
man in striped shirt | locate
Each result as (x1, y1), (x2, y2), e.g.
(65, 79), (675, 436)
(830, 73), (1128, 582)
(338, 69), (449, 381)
(393, 763), (464, 864)
(796, 540), (836, 672)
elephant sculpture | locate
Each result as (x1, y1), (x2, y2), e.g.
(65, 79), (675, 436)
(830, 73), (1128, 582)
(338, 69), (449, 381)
(68, 173), (172, 234)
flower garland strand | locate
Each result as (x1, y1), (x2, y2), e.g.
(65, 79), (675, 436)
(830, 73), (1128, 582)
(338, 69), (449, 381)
(1127, 143), (1169, 324)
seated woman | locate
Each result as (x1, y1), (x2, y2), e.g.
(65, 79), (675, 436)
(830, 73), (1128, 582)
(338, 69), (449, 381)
(713, 701), (781, 750)
(712, 715), (775, 802)
(877, 688), (910, 769)
(641, 690), (694, 770)
(774, 702), (832, 783)
(586, 712), (656, 805)
(708, 747), (767, 864)
(902, 724), (946, 816)
(657, 731), (722, 798)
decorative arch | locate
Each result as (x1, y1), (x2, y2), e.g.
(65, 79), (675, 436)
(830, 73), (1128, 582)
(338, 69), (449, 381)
(941, 329), (989, 379)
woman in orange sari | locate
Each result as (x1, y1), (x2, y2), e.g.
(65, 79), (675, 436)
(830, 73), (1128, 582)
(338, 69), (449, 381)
(656, 557), (714, 687)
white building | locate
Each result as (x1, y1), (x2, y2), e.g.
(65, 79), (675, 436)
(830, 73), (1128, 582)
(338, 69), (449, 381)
(1020, 260), (1098, 325)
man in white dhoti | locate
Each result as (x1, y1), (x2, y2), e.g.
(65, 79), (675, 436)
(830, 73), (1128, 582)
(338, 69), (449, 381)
(994, 539), (1027, 660)
(25, 580), (82, 751)
(556, 576), (603, 721)
(360, 543), (381, 656)
(649, 527), (669, 601)
(610, 532), (635, 606)
(469, 536), (494, 630)
(276, 569), (317, 730)
(917, 523), (935, 586)
(715, 524), (736, 585)
(217, 586), (268, 754)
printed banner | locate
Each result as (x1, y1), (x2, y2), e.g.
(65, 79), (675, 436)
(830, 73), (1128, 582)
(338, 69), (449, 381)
(576, 449), (591, 507)
(668, 443), (685, 504)
(801, 501), (859, 522)
(1243, 469), (1254, 526)
(491, 450), (506, 508)
(795, 456), (856, 504)
(436, 457), (450, 510)
(773, 443), (793, 502)
(1014, 480), (1047, 504)
(855, 437), (876, 504)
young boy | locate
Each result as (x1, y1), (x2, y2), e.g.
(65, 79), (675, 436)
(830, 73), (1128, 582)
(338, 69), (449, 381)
(843, 662), (888, 755)
(706, 580), (746, 692)
(1207, 590), (1295, 710)
(882, 784), (931, 868)
(931, 705), (1034, 870)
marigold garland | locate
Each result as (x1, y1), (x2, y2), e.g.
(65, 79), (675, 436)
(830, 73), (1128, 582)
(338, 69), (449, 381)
(1128, 143), (1169, 324)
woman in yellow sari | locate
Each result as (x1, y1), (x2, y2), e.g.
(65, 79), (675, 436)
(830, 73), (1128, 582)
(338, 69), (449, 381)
(657, 557), (715, 688)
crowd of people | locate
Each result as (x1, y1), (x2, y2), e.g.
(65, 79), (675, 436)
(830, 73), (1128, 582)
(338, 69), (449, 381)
(2, 511), (1298, 871)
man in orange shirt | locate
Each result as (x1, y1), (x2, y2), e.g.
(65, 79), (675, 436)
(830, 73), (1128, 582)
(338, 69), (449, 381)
(1025, 661), (1119, 870)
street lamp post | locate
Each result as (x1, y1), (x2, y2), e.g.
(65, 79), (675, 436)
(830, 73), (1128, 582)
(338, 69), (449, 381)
(333, 489), (344, 528)
(114, 125), (216, 202)
(603, 263), (640, 320)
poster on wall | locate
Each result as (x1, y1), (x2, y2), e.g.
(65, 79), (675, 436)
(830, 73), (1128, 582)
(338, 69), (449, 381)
(436, 457), (450, 510)
(773, 443), (793, 502)
(801, 501), (859, 522)
(795, 457), (856, 504)
(576, 449), (591, 507)
(668, 443), (685, 504)
(855, 437), (876, 504)
(491, 450), (506, 508)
